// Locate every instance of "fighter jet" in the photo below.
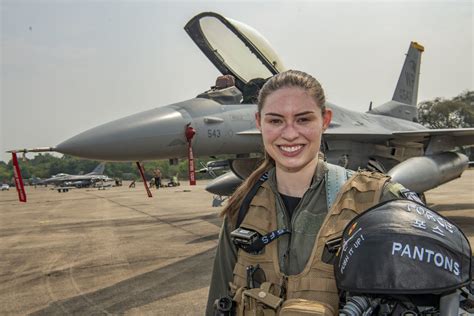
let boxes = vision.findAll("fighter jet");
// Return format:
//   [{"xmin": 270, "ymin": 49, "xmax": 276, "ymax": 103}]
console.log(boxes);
[
  {"xmin": 9, "ymin": 12, "xmax": 474, "ymax": 200},
  {"xmin": 40, "ymin": 162, "xmax": 110, "ymax": 188},
  {"xmin": 198, "ymin": 160, "xmax": 230, "ymax": 178}
]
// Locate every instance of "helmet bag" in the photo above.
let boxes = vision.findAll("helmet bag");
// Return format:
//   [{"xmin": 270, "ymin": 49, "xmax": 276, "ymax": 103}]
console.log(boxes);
[{"xmin": 335, "ymin": 199, "xmax": 471, "ymax": 294}]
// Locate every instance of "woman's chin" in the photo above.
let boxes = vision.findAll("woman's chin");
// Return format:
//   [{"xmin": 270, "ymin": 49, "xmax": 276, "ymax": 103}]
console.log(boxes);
[
  {"xmin": 276, "ymin": 157, "xmax": 318, "ymax": 173},
  {"xmin": 277, "ymin": 161, "xmax": 306, "ymax": 173}
]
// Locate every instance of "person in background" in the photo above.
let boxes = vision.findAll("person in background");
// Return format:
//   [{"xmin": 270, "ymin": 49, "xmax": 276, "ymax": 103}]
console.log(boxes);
[{"xmin": 154, "ymin": 168, "xmax": 162, "ymax": 189}]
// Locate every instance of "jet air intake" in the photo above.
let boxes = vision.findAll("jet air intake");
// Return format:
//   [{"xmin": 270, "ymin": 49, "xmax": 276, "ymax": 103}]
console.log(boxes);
[{"xmin": 387, "ymin": 152, "xmax": 468, "ymax": 193}]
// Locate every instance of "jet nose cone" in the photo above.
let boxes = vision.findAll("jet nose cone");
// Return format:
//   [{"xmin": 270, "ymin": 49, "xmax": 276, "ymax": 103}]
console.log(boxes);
[{"xmin": 56, "ymin": 106, "xmax": 189, "ymax": 161}]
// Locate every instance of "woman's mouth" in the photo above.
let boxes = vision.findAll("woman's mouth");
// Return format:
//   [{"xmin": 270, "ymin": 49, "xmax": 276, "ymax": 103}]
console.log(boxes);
[{"xmin": 278, "ymin": 145, "xmax": 304, "ymax": 156}]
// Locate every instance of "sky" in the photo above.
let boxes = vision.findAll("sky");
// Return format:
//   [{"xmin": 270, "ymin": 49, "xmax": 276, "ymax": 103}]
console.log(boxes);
[{"xmin": 1, "ymin": 0, "xmax": 472, "ymax": 163}]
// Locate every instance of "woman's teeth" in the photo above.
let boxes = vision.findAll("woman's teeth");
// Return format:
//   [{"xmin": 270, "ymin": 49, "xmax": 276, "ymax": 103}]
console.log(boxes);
[{"xmin": 280, "ymin": 145, "xmax": 302, "ymax": 153}]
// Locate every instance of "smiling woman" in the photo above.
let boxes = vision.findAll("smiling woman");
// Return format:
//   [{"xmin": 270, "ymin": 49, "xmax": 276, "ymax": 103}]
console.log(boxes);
[{"xmin": 205, "ymin": 70, "xmax": 409, "ymax": 315}]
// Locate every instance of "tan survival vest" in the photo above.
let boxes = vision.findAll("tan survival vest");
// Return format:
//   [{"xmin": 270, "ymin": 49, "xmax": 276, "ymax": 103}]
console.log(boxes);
[{"xmin": 230, "ymin": 171, "xmax": 390, "ymax": 316}]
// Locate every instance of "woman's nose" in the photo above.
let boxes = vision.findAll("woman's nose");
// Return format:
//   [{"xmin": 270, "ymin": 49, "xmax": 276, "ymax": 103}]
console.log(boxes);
[{"xmin": 281, "ymin": 123, "xmax": 299, "ymax": 140}]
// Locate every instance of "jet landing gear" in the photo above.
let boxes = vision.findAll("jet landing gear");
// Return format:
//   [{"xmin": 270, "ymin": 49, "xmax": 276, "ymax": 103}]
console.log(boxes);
[{"xmin": 212, "ymin": 195, "xmax": 227, "ymax": 207}]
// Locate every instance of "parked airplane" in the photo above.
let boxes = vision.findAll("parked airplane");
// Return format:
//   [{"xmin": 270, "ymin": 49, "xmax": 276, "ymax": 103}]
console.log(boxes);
[
  {"xmin": 198, "ymin": 160, "xmax": 230, "ymax": 178},
  {"xmin": 40, "ymin": 162, "xmax": 111, "ymax": 188},
  {"xmin": 8, "ymin": 12, "xmax": 474, "ymax": 201}
]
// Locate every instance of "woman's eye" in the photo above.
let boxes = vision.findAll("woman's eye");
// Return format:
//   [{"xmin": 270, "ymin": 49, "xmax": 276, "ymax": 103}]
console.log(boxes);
[
  {"xmin": 297, "ymin": 117, "xmax": 311, "ymax": 123},
  {"xmin": 269, "ymin": 119, "xmax": 282, "ymax": 125}
]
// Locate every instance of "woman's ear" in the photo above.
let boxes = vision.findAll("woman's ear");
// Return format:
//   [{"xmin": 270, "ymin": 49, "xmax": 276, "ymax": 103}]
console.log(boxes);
[
  {"xmin": 322, "ymin": 109, "xmax": 332, "ymax": 131},
  {"xmin": 255, "ymin": 112, "xmax": 262, "ymax": 131}
]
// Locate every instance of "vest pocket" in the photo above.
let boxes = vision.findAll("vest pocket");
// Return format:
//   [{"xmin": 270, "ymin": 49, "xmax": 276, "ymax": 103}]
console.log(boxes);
[
  {"xmin": 233, "ymin": 252, "xmax": 274, "ymax": 287},
  {"xmin": 235, "ymin": 282, "xmax": 283, "ymax": 316},
  {"xmin": 279, "ymin": 299, "xmax": 335, "ymax": 316}
]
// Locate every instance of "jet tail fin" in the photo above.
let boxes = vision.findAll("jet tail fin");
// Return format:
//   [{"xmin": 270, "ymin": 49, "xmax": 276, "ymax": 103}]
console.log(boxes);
[
  {"xmin": 88, "ymin": 162, "xmax": 106, "ymax": 175},
  {"xmin": 393, "ymin": 41, "xmax": 424, "ymax": 105},
  {"xmin": 368, "ymin": 41, "xmax": 424, "ymax": 121}
]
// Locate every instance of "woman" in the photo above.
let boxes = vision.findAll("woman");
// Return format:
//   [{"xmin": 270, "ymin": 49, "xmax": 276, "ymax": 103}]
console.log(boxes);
[{"xmin": 206, "ymin": 70, "xmax": 403, "ymax": 315}]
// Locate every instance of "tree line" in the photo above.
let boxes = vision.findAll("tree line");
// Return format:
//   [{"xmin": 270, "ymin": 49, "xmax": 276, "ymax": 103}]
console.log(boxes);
[
  {"xmin": 1, "ymin": 90, "xmax": 472, "ymax": 185},
  {"xmin": 417, "ymin": 90, "xmax": 473, "ymax": 128},
  {"xmin": 0, "ymin": 154, "xmax": 229, "ymax": 185}
]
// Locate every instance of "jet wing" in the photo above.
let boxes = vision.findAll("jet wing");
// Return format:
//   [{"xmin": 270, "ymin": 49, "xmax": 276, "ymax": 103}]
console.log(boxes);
[
  {"xmin": 393, "ymin": 128, "xmax": 474, "ymax": 154},
  {"xmin": 236, "ymin": 125, "xmax": 474, "ymax": 153},
  {"xmin": 324, "ymin": 127, "xmax": 397, "ymax": 142},
  {"xmin": 184, "ymin": 12, "xmax": 286, "ymax": 90},
  {"xmin": 325, "ymin": 127, "xmax": 474, "ymax": 153},
  {"xmin": 392, "ymin": 128, "xmax": 474, "ymax": 138}
]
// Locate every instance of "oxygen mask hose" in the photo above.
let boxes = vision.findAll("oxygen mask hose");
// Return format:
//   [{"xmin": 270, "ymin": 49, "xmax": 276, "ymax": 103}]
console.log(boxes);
[
  {"xmin": 339, "ymin": 296, "xmax": 371, "ymax": 316},
  {"xmin": 214, "ymin": 296, "xmax": 234, "ymax": 316}
]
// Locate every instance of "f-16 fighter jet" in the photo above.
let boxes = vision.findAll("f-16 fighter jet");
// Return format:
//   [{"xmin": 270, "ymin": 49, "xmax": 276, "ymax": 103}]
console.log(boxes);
[{"xmin": 9, "ymin": 12, "xmax": 474, "ymax": 202}]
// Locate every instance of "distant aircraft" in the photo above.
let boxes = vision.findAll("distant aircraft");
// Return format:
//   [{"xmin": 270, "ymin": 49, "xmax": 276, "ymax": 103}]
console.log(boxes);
[
  {"xmin": 8, "ymin": 12, "xmax": 474, "ymax": 201},
  {"xmin": 198, "ymin": 160, "xmax": 230, "ymax": 178},
  {"xmin": 39, "ymin": 162, "xmax": 111, "ymax": 188}
]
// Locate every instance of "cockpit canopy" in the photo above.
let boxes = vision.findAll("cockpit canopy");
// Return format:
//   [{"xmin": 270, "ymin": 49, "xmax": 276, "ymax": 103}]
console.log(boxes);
[
  {"xmin": 53, "ymin": 173, "xmax": 68, "ymax": 178},
  {"xmin": 185, "ymin": 12, "xmax": 286, "ymax": 91}
]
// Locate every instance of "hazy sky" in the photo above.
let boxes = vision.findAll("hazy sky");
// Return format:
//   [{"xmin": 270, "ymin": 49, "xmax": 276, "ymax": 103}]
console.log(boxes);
[{"xmin": 1, "ymin": 0, "xmax": 472, "ymax": 162}]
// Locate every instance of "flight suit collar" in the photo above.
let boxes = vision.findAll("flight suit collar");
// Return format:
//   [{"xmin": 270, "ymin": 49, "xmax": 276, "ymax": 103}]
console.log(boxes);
[{"xmin": 265, "ymin": 158, "xmax": 327, "ymax": 194}]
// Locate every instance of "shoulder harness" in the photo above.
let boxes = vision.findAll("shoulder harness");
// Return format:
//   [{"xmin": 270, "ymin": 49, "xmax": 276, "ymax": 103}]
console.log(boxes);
[{"xmin": 233, "ymin": 163, "xmax": 353, "ymax": 253}]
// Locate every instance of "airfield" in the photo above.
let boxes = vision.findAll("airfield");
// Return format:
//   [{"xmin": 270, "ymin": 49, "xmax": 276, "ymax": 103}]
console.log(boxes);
[{"xmin": 0, "ymin": 170, "xmax": 473, "ymax": 315}]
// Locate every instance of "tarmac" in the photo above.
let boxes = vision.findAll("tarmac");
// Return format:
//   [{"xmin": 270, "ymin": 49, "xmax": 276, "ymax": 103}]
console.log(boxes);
[{"xmin": 0, "ymin": 169, "xmax": 473, "ymax": 315}]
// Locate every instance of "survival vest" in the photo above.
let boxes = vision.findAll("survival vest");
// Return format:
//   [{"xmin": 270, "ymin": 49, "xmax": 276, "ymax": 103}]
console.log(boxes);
[{"xmin": 230, "ymin": 166, "xmax": 390, "ymax": 316}]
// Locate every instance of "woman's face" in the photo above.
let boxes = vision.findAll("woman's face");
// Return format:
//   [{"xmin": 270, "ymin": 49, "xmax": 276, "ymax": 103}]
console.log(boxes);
[{"xmin": 256, "ymin": 87, "xmax": 332, "ymax": 173}]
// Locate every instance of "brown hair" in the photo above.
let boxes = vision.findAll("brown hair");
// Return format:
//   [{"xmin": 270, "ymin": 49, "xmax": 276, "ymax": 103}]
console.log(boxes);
[{"xmin": 222, "ymin": 70, "xmax": 326, "ymax": 224}]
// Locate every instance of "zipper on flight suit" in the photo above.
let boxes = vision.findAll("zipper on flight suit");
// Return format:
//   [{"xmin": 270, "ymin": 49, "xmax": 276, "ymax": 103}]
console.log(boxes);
[
  {"xmin": 278, "ymin": 193, "xmax": 292, "ymax": 275},
  {"xmin": 285, "ymin": 187, "xmax": 313, "ymax": 273}
]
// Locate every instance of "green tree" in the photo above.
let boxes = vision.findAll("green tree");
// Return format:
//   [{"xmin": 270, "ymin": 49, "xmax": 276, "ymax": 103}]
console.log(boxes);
[
  {"xmin": 0, "ymin": 161, "xmax": 10, "ymax": 183},
  {"xmin": 417, "ymin": 90, "xmax": 474, "ymax": 128}
]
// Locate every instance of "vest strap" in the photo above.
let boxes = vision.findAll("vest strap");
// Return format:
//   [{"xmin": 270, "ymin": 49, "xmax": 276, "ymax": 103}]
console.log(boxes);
[
  {"xmin": 325, "ymin": 163, "xmax": 353, "ymax": 210},
  {"xmin": 236, "ymin": 172, "xmax": 269, "ymax": 227},
  {"xmin": 239, "ymin": 228, "xmax": 290, "ymax": 254}
]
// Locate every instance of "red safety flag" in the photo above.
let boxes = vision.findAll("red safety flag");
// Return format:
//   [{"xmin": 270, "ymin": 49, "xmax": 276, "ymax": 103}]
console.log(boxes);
[
  {"xmin": 136, "ymin": 162, "xmax": 152, "ymax": 197},
  {"xmin": 185, "ymin": 124, "xmax": 196, "ymax": 185},
  {"xmin": 12, "ymin": 152, "xmax": 27, "ymax": 202}
]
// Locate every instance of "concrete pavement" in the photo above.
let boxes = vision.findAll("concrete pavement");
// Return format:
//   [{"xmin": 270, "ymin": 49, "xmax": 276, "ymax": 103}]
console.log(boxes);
[{"xmin": 0, "ymin": 170, "xmax": 472, "ymax": 315}]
